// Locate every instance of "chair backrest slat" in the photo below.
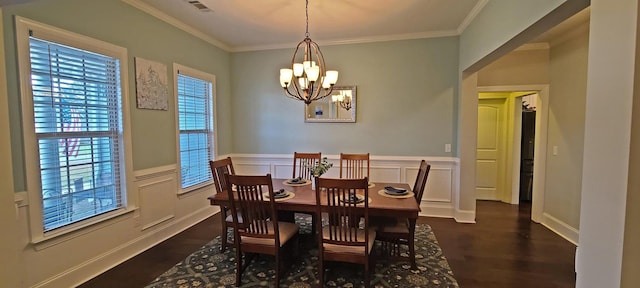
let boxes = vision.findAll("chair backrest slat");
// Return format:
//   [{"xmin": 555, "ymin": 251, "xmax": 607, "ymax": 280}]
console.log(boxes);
[
  {"xmin": 316, "ymin": 177, "xmax": 369, "ymax": 247},
  {"xmin": 339, "ymin": 153, "xmax": 370, "ymax": 179},
  {"xmin": 209, "ymin": 157, "xmax": 236, "ymax": 194},
  {"xmin": 225, "ymin": 174, "xmax": 279, "ymax": 243},
  {"xmin": 412, "ymin": 160, "xmax": 431, "ymax": 204},
  {"xmin": 293, "ymin": 152, "xmax": 322, "ymax": 180}
]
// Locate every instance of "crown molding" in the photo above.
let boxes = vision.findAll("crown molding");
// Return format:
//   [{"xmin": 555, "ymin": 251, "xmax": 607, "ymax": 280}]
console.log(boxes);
[
  {"xmin": 232, "ymin": 30, "xmax": 460, "ymax": 52},
  {"xmin": 123, "ymin": 0, "xmax": 479, "ymax": 53},
  {"xmin": 121, "ymin": 0, "xmax": 231, "ymax": 52},
  {"xmin": 457, "ymin": 0, "xmax": 489, "ymax": 34}
]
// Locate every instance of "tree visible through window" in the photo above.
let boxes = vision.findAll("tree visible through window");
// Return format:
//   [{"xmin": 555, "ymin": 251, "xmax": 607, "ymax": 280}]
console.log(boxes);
[
  {"xmin": 176, "ymin": 69, "xmax": 214, "ymax": 190},
  {"xmin": 29, "ymin": 36, "xmax": 124, "ymax": 232}
]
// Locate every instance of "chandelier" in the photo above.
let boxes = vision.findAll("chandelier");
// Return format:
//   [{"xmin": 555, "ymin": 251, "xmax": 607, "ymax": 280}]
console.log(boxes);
[
  {"xmin": 279, "ymin": 0, "xmax": 338, "ymax": 105},
  {"xmin": 332, "ymin": 90, "xmax": 352, "ymax": 110}
]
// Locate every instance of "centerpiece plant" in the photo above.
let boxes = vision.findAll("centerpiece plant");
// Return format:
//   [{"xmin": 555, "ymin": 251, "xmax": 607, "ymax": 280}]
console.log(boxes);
[{"xmin": 307, "ymin": 157, "xmax": 333, "ymax": 178}]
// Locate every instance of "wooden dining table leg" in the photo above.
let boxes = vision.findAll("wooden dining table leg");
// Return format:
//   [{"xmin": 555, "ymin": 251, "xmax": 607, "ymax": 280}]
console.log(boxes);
[{"xmin": 408, "ymin": 218, "xmax": 417, "ymax": 269}]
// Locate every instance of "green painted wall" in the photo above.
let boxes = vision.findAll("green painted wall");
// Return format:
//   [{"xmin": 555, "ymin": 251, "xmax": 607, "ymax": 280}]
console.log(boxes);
[
  {"xmin": 3, "ymin": 0, "xmax": 232, "ymax": 191},
  {"xmin": 230, "ymin": 38, "xmax": 459, "ymax": 156},
  {"xmin": 460, "ymin": 0, "xmax": 565, "ymax": 71},
  {"xmin": 546, "ymin": 20, "xmax": 589, "ymax": 229}
]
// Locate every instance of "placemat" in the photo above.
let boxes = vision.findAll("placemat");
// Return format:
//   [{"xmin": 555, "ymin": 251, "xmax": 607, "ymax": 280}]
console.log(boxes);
[{"xmin": 377, "ymin": 189, "xmax": 415, "ymax": 199}]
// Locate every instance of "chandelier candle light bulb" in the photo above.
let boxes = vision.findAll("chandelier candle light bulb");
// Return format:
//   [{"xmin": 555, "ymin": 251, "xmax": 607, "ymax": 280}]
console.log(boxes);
[{"xmin": 278, "ymin": 0, "xmax": 339, "ymax": 105}]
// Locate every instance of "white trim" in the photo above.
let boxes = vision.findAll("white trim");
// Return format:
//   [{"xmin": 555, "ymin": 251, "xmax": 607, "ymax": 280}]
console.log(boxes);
[
  {"xmin": 15, "ymin": 16, "xmax": 135, "ymax": 245},
  {"xmin": 14, "ymin": 191, "xmax": 28, "ymax": 208},
  {"xmin": 454, "ymin": 209, "xmax": 477, "ymax": 223},
  {"xmin": 121, "ymin": 0, "xmax": 483, "ymax": 53},
  {"xmin": 541, "ymin": 212, "xmax": 579, "ymax": 245},
  {"xmin": 173, "ymin": 63, "xmax": 217, "ymax": 193},
  {"xmin": 457, "ymin": 0, "xmax": 489, "ymax": 34},
  {"xmin": 233, "ymin": 30, "xmax": 460, "ymax": 52},
  {"xmin": 230, "ymin": 153, "xmax": 458, "ymax": 164},
  {"xmin": 133, "ymin": 164, "xmax": 177, "ymax": 180}
]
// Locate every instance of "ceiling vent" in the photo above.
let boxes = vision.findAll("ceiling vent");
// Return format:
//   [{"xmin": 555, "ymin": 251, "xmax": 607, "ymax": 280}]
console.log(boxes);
[{"xmin": 185, "ymin": 0, "xmax": 211, "ymax": 12}]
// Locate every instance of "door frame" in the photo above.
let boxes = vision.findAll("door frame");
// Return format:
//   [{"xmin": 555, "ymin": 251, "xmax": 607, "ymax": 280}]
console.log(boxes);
[{"xmin": 477, "ymin": 85, "xmax": 549, "ymax": 223}]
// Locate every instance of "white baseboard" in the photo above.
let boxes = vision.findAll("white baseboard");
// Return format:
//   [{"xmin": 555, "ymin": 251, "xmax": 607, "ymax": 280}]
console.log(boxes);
[
  {"xmin": 541, "ymin": 212, "xmax": 579, "ymax": 245},
  {"xmin": 45, "ymin": 206, "xmax": 218, "ymax": 288},
  {"xmin": 454, "ymin": 209, "xmax": 476, "ymax": 223},
  {"xmin": 420, "ymin": 202, "xmax": 455, "ymax": 218}
]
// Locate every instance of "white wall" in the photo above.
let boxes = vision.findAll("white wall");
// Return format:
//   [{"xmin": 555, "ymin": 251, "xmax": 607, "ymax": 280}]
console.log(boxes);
[
  {"xmin": 0, "ymin": 7, "xmax": 22, "ymax": 288},
  {"xmin": 621, "ymin": 4, "xmax": 640, "ymax": 284},
  {"xmin": 577, "ymin": 0, "xmax": 638, "ymax": 287}
]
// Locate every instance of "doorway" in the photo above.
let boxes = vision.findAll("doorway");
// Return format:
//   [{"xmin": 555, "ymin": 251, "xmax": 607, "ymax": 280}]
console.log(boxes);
[
  {"xmin": 519, "ymin": 94, "xmax": 536, "ymax": 203},
  {"xmin": 476, "ymin": 85, "xmax": 549, "ymax": 223}
]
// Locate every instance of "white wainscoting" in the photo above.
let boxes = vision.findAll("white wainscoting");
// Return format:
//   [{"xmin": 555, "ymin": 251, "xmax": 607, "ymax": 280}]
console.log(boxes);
[
  {"xmin": 226, "ymin": 154, "xmax": 460, "ymax": 219},
  {"xmin": 134, "ymin": 165, "xmax": 177, "ymax": 230}
]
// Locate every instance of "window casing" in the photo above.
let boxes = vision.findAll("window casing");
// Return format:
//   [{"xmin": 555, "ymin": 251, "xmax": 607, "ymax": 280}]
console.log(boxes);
[
  {"xmin": 16, "ymin": 17, "xmax": 132, "ymax": 241},
  {"xmin": 174, "ymin": 64, "xmax": 215, "ymax": 192}
]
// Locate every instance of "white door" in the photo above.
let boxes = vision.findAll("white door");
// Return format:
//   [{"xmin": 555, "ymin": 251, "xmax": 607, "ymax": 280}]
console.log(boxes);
[{"xmin": 476, "ymin": 98, "xmax": 507, "ymax": 200}]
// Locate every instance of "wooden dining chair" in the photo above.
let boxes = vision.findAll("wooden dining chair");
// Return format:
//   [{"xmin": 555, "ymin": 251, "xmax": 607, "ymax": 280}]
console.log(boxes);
[
  {"xmin": 209, "ymin": 157, "xmax": 237, "ymax": 252},
  {"xmin": 292, "ymin": 152, "xmax": 321, "ymax": 180},
  {"xmin": 375, "ymin": 160, "xmax": 431, "ymax": 267},
  {"xmin": 225, "ymin": 173, "xmax": 299, "ymax": 288},
  {"xmin": 339, "ymin": 153, "xmax": 370, "ymax": 179},
  {"xmin": 315, "ymin": 177, "xmax": 376, "ymax": 288},
  {"xmin": 292, "ymin": 152, "xmax": 321, "ymax": 234}
]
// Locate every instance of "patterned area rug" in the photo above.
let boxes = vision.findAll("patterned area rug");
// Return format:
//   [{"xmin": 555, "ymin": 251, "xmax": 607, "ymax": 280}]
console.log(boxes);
[{"xmin": 146, "ymin": 215, "xmax": 459, "ymax": 288}]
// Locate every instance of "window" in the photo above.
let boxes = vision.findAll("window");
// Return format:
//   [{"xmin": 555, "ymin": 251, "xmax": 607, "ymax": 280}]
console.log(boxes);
[
  {"xmin": 175, "ymin": 65, "xmax": 215, "ymax": 191},
  {"xmin": 16, "ymin": 17, "xmax": 131, "ymax": 239}
]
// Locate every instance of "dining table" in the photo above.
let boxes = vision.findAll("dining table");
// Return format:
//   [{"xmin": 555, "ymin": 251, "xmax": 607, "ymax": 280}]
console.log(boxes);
[{"xmin": 208, "ymin": 178, "xmax": 420, "ymax": 268}]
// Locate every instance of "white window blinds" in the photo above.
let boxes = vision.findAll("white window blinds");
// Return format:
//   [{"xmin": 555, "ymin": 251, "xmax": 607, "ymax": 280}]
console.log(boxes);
[
  {"xmin": 29, "ymin": 36, "xmax": 124, "ymax": 232},
  {"xmin": 177, "ymin": 72, "xmax": 214, "ymax": 189}
]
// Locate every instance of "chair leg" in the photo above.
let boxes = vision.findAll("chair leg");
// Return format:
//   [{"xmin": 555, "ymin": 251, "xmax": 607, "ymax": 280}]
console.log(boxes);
[
  {"xmin": 274, "ymin": 252, "xmax": 281, "ymax": 288},
  {"xmin": 364, "ymin": 261, "xmax": 370, "ymax": 288},
  {"xmin": 235, "ymin": 248, "xmax": 242, "ymax": 287},
  {"xmin": 318, "ymin": 259, "xmax": 324, "ymax": 288},
  {"xmin": 408, "ymin": 219, "xmax": 417, "ymax": 269},
  {"xmin": 220, "ymin": 209, "xmax": 228, "ymax": 252}
]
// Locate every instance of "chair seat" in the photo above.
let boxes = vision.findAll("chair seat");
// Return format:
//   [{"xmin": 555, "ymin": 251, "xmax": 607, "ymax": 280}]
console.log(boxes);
[
  {"xmin": 225, "ymin": 212, "xmax": 243, "ymax": 224},
  {"xmin": 241, "ymin": 221, "xmax": 299, "ymax": 247},
  {"xmin": 322, "ymin": 226, "xmax": 377, "ymax": 255},
  {"xmin": 376, "ymin": 218, "xmax": 409, "ymax": 234}
]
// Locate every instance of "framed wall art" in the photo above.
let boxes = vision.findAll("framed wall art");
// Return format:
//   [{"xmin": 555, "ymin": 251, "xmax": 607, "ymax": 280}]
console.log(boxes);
[{"xmin": 135, "ymin": 57, "xmax": 168, "ymax": 110}]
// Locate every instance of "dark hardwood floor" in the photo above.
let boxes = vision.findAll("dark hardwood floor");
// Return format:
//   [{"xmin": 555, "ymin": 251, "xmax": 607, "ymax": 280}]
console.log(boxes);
[{"xmin": 78, "ymin": 200, "xmax": 576, "ymax": 288}]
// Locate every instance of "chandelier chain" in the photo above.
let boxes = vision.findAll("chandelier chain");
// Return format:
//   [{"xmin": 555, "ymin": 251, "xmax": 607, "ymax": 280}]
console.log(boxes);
[{"xmin": 305, "ymin": 0, "xmax": 310, "ymax": 38}]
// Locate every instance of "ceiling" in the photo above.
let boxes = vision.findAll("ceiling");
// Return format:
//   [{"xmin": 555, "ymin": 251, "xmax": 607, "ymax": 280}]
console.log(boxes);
[
  {"xmin": 0, "ymin": 0, "xmax": 589, "ymax": 53},
  {"xmin": 129, "ymin": 0, "xmax": 486, "ymax": 52}
]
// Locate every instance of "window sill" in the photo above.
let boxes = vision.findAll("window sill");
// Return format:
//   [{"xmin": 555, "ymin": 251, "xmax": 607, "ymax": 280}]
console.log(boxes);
[
  {"xmin": 32, "ymin": 206, "xmax": 138, "ymax": 251},
  {"xmin": 178, "ymin": 181, "xmax": 213, "ymax": 195}
]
